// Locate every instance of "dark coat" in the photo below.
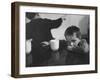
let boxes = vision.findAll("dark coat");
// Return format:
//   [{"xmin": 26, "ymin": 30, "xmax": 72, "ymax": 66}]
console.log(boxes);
[{"xmin": 26, "ymin": 18, "xmax": 62, "ymax": 66}]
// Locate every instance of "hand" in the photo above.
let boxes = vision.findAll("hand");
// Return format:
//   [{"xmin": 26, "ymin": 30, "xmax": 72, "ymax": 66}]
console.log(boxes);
[
  {"xmin": 66, "ymin": 37, "xmax": 81, "ymax": 51},
  {"xmin": 67, "ymin": 45, "xmax": 74, "ymax": 51},
  {"xmin": 41, "ymin": 41, "xmax": 49, "ymax": 47},
  {"xmin": 78, "ymin": 39, "xmax": 89, "ymax": 53},
  {"xmin": 61, "ymin": 15, "xmax": 67, "ymax": 21},
  {"xmin": 26, "ymin": 39, "xmax": 32, "ymax": 54}
]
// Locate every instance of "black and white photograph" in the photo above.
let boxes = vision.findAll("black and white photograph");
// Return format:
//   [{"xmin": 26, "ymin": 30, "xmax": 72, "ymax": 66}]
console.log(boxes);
[
  {"xmin": 11, "ymin": 2, "xmax": 97, "ymax": 78},
  {"xmin": 26, "ymin": 12, "xmax": 90, "ymax": 67}
]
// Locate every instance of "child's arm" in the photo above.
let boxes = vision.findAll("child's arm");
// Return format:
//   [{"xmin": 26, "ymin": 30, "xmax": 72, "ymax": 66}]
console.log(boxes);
[
  {"xmin": 78, "ymin": 39, "xmax": 89, "ymax": 53},
  {"xmin": 67, "ymin": 39, "xmax": 89, "ymax": 54}
]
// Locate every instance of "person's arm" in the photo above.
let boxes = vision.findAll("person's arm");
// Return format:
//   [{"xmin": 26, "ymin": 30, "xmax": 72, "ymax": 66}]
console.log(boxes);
[
  {"xmin": 78, "ymin": 39, "xmax": 89, "ymax": 53},
  {"xmin": 67, "ymin": 39, "xmax": 89, "ymax": 54},
  {"xmin": 45, "ymin": 16, "xmax": 66, "ymax": 29},
  {"xmin": 43, "ymin": 18, "xmax": 62, "ymax": 29}
]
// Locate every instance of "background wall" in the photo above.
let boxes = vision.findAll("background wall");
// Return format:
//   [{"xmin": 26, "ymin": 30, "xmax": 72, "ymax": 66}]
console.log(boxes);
[
  {"xmin": 0, "ymin": 0, "xmax": 99, "ymax": 80},
  {"xmin": 50, "ymin": 14, "xmax": 89, "ymax": 39}
]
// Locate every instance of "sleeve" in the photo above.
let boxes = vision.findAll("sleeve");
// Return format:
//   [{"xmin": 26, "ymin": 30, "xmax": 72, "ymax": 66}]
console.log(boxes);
[
  {"xmin": 44, "ymin": 18, "xmax": 63, "ymax": 29},
  {"xmin": 26, "ymin": 23, "xmax": 32, "ymax": 39}
]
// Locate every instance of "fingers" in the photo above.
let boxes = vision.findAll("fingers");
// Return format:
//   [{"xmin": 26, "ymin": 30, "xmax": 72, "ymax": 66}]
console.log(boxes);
[
  {"xmin": 61, "ymin": 15, "xmax": 67, "ymax": 21},
  {"xmin": 78, "ymin": 39, "xmax": 89, "ymax": 53},
  {"xmin": 41, "ymin": 41, "xmax": 49, "ymax": 47}
]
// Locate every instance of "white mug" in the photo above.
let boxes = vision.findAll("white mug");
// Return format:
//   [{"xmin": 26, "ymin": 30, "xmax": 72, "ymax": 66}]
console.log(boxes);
[{"xmin": 50, "ymin": 39, "xmax": 59, "ymax": 51}]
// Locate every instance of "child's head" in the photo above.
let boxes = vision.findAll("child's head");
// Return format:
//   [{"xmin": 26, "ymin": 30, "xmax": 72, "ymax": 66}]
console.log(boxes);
[{"xmin": 64, "ymin": 25, "xmax": 81, "ymax": 47}]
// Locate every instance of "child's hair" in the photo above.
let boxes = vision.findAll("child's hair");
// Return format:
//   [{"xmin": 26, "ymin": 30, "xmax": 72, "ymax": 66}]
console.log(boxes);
[{"xmin": 64, "ymin": 25, "xmax": 81, "ymax": 39}]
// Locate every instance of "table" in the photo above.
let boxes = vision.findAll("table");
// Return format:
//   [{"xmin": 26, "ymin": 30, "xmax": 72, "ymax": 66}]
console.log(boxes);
[{"xmin": 47, "ymin": 50, "xmax": 69, "ymax": 66}]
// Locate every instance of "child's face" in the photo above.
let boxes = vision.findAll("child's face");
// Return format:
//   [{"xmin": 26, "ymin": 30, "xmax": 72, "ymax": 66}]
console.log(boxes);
[{"xmin": 65, "ymin": 33, "xmax": 80, "ymax": 47}]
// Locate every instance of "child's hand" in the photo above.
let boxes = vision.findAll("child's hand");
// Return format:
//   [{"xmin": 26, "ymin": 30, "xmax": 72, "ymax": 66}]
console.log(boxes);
[
  {"xmin": 66, "ymin": 41, "xmax": 75, "ymax": 51},
  {"xmin": 66, "ymin": 37, "xmax": 81, "ymax": 51},
  {"xmin": 78, "ymin": 39, "xmax": 89, "ymax": 53}
]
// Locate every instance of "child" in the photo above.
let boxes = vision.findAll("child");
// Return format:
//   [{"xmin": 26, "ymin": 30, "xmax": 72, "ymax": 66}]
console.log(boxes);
[
  {"xmin": 64, "ymin": 25, "xmax": 89, "ymax": 53},
  {"xmin": 63, "ymin": 25, "xmax": 89, "ymax": 65},
  {"xmin": 47, "ymin": 25, "xmax": 89, "ymax": 65}
]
